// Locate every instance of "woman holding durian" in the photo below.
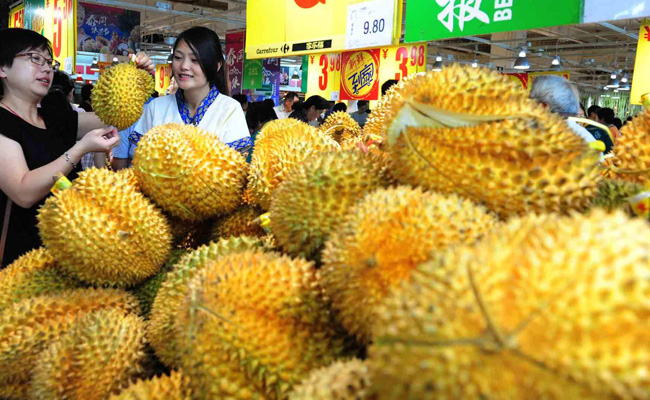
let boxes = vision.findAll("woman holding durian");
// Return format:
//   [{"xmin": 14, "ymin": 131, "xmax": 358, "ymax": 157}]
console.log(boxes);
[{"xmin": 0, "ymin": 28, "xmax": 154, "ymax": 266}]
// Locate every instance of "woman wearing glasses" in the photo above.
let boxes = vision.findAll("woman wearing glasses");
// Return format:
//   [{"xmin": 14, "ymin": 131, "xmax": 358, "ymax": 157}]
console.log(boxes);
[{"xmin": 0, "ymin": 28, "xmax": 153, "ymax": 266}]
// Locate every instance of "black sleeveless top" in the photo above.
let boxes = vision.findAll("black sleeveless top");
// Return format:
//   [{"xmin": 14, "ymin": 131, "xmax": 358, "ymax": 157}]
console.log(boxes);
[{"xmin": 0, "ymin": 107, "xmax": 80, "ymax": 267}]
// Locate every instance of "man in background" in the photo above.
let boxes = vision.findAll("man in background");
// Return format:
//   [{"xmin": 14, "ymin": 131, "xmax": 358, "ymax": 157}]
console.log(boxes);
[
  {"xmin": 351, "ymin": 100, "xmax": 369, "ymax": 128},
  {"xmin": 274, "ymin": 92, "xmax": 299, "ymax": 119}
]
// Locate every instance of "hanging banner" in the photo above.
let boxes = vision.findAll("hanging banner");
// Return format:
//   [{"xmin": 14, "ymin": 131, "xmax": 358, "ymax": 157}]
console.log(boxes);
[
  {"xmin": 340, "ymin": 48, "xmax": 381, "ymax": 100},
  {"xmin": 404, "ymin": 0, "xmax": 580, "ymax": 43},
  {"xmin": 242, "ymin": 59, "xmax": 264, "ymax": 90},
  {"xmin": 529, "ymin": 70, "xmax": 570, "ymax": 88},
  {"xmin": 23, "ymin": 0, "xmax": 76, "ymax": 74},
  {"xmin": 246, "ymin": 0, "xmax": 402, "ymax": 59},
  {"xmin": 226, "ymin": 30, "xmax": 245, "ymax": 95},
  {"xmin": 503, "ymin": 72, "xmax": 529, "ymax": 90},
  {"xmin": 301, "ymin": 55, "xmax": 309, "ymax": 93},
  {"xmin": 631, "ymin": 20, "xmax": 650, "ymax": 105},
  {"xmin": 9, "ymin": 3, "xmax": 25, "ymax": 28},
  {"xmin": 378, "ymin": 43, "xmax": 427, "ymax": 86},
  {"xmin": 155, "ymin": 64, "xmax": 172, "ymax": 95},
  {"xmin": 306, "ymin": 52, "xmax": 342, "ymax": 101},
  {"xmin": 77, "ymin": 3, "xmax": 140, "ymax": 56},
  {"xmin": 263, "ymin": 58, "xmax": 282, "ymax": 106}
]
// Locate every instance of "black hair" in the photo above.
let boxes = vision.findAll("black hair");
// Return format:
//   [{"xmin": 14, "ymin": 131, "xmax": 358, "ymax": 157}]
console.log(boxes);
[
  {"xmin": 232, "ymin": 94, "xmax": 248, "ymax": 106},
  {"xmin": 151, "ymin": 91, "xmax": 159, "ymax": 98},
  {"xmin": 0, "ymin": 28, "xmax": 53, "ymax": 99},
  {"xmin": 41, "ymin": 87, "xmax": 72, "ymax": 112},
  {"xmin": 357, "ymin": 100, "xmax": 369, "ymax": 109},
  {"xmin": 598, "ymin": 107, "xmax": 616, "ymax": 125},
  {"xmin": 81, "ymin": 83, "xmax": 93, "ymax": 101},
  {"xmin": 264, "ymin": 98, "xmax": 276, "ymax": 109},
  {"xmin": 284, "ymin": 92, "xmax": 299, "ymax": 102},
  {"xmin": 303, "ymin": 95, "xmax": 329, "ymax": 110},
  {"xmin": 332, "ymin": 102, "xmax": 347, "ymax": 112},
  {"xmin": 613, "ymin": 117, "xmax": 623, "ymax": 130},
  {"xmin": 246, "ymin": 101, "xmax": 261, "ymax": 132},
  {"xmin": 381, "ymin": 79, "xmax": 398, "ymax": 96},
  {"xmin": 587, "ymin": 105, "xmax": 601, "ymax": 116},
  {"xmin": 51, "ymin": 70, "xmax": 74, "ymax": 96},
  {"xmin": 173, "ymin": 27, "xmax": 228, "ymax": 95}
]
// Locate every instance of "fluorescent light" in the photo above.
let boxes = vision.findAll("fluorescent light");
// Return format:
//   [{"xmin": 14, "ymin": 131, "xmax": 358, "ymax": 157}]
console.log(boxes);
[{"xmin": 471, "ymin": 60, "xmax": 478, "ymax": 68}]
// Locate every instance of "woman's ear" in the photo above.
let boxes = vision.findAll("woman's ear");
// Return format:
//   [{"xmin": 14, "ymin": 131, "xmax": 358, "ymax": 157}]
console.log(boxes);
[{"xmin": 0, "ymin": 65, "xmax": 8, "ymax": 79}]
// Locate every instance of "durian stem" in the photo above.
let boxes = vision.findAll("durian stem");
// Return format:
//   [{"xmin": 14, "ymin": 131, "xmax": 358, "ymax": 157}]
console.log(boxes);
[
  {"xmin": 467, "ymin": 262, "xmax": 507, "ymax": 348},
  {"xmin": 373, "ymin": 336, "xmax": 484, "ymax": 348},
  {"xmin": 609, "ymin": 165, "xmax": 650, "ymax": 175}
]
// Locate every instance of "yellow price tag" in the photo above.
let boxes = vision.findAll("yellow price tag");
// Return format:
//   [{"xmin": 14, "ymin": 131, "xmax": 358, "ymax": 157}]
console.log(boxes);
[{"xmin": 51, "ymin": 173, "xmax": 72, "ymax": 195}]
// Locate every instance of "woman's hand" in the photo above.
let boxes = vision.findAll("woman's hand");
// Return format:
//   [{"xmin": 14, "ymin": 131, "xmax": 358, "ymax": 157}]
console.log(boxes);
[
  {"xmin": 78, "ymin": 127, "xmax": 120, "ymax": 153},
  {"xmin": 135, "ymin": 51, "xmax": 154, "ymax": 73}
]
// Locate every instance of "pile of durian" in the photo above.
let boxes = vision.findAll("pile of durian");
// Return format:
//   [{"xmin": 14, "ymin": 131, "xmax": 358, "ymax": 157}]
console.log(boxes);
[{"xmin": 3, "ymin": 65, "xmax": 650, "ymax": 400}]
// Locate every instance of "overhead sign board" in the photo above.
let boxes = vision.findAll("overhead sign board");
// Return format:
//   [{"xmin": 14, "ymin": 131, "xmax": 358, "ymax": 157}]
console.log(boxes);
[
  {"xmin": 631, "ymin": 19, "xmax": 650, "ymax": 105},
  {"xmin": 9, "ymin": 2, "xmax": 25, "ymax": 28},
  {"xmin": 24, "ymin": 0, "xmax": 76, "ymax": 74},
  {"xmin": 246, "ymin": 0, "xmax": 402, "ymax": 59}
]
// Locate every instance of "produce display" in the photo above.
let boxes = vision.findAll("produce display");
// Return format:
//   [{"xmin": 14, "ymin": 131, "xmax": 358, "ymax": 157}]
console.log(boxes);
[{"xmin": 2, "ymin": 66, "xmax": 650, "ymax": 400}]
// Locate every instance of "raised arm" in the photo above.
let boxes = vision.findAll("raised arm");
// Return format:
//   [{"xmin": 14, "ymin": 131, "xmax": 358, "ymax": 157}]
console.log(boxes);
[{"xmin": 0, "ymin": 127, "xmax": 119, "ymax": 208}]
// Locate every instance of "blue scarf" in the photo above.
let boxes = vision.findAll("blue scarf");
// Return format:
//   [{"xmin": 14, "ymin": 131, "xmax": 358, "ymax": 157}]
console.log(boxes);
[{"xmin": 176, "ymin": 85, "xmax": 219, "ymax": 126}]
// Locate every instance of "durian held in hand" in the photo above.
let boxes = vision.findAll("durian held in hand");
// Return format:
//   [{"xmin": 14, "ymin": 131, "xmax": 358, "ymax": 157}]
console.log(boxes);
[{"xmin": 91, "ymin": 53, "xmax": 155, "ymax": 130}]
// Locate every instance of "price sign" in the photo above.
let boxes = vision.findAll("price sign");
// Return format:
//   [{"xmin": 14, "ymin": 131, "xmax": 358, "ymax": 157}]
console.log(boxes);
[
  {"xmin": 377, "ymin": 44, "xmax": 427, "ymax": 93},
  {"xmin": 345, "ymin": 0, "xmax": 396, "ymax": 50},
  {"xmin": 306, "ymin": 52, "xmax": 342, "ymax": 101},
  {"xmin": 24, "ymin": 0, "xmax": 76, "ymax": 74},
  {"xmin": 9, "ymin": 3, "xmax": 25, "ymax": 28},
  {"xmin": 340, "ymin": 49, "xmax": 381, "ymax": 100},
  {"xmin": 155, "ymin": 64, "xmax": 172, "ymax": 95}
]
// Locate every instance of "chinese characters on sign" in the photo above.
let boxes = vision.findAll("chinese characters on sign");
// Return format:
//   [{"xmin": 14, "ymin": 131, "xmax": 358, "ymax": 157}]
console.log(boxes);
[
  {"xmin": 226, "ymin": 31, "xmax": 246, "ymax": 95},
  {"xmin": 77, "ymin": 2, "xmax": 141, "ymax": 56},
  {"xmin": 340, "ymin": 49, "xmax": 380, "ymax": 101},
  {"xmin": 436, "ymin": 0, "xmax": 490, "ymax": 33}
]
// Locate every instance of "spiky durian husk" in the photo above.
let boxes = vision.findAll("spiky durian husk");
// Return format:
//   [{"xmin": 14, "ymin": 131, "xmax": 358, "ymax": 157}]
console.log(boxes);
[
  {"xmin": 210, "ymin": 205, "xmax": 266, "ymax": 241},
  {"xmin": 0, "ymin": 247, "xmax": 80, "ymax": 313},
  {"xmin": 320, "ymin": 111, "xmax": 363, "ymax": 145},
  {"xmin": 270, "ymin": 150, "xmax": 391, "ymax": 260},
  {"xmin": 0, "ymin": 378, "xmax": 30, "ymax": 400},
  {"xmin": 131, "ymin": 249, "xmax": 188, "ymax": 319},
  {"xmin": 369, "ymin": 210, "xmax": 650, "ymax": 400},
  {"xmin": 322, "ymin": 186, "xmax": 497, "ymax": 343},
  {"xmin": 29, "ymin": 309, "xmax": 147, "ymax": 400},
  {"xmin": 133, "ymin": 123, "xmax": 248, "ymax": 220},
  {"xmin": 109, "ymin": 370, "xmax": 190, "ymax": 400},
  {"xmin": 91, "ymin": 63, "xmax": 154, "ymax": 130},
  {"xmin": 0, "ymin": 288, "xmax": 139, "ymax": 385},
  {"xmin": 388, "ymin": 117, "xmax": 602, "ymax": 218},
  {"xmin": 289, "ymin": 359, "xmax": 371, "ymax": 400},
  {"xmin": 177, "ymin": 251, "xmax": 343, "ymax": 400},
  {"xmin": 591, "ymin": 179, "xmax": 645, "ymax": 212},
  {"xmin": 38, "ymin": 168, "xmax": 171, "ymax": 287},
  {"xmin": 116, "ymin": 168, "xmax": 140, "ymax": 191},
  {"xmin": 247, "ymin": 119, "xmax": 340, "ymax": 210},
  {"xmin": 611, "ymin": 108, "xmax": 650, "ymax": 185},
  {"xmin": 147, "ymin": 236, "xmax": 272, "ymax": 367}
]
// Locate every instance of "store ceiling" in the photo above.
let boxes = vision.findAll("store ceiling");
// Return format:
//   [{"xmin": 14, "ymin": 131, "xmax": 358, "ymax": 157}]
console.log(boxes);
[{"xmin": 83, "ymin": 0, "xmax": 642, "ymax": 91}]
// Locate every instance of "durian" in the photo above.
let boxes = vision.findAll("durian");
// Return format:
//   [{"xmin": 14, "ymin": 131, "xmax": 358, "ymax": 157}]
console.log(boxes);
[
  {"xmin": 591, "ymin": 179, "xmax": 644, "ymax": 212},
  {"xmin": 116, "ymin": 167, "xmax": 140, "ymax": 191},
  {"xmin": 320, "ymin": 111, "xmax": 363, "ymax": 145},
  {"xmin": 381, "ymin": 67, "xmax": 602, "ymax": 217},
  {"xmin": 92, "ymin": 63, "xmax": 154, "ymax": 130},
  {"xmin": 289, "ymin": 359, "xmax": 371, "ymax": 400},
  {"xmin": 109, "ymin": 370, "xmax": 190, "ymax": 400},
  {"xmin": 133, "ymin": 123, "xmax": 248, "ymax": 220},
  {"xmin": 270, "ymin": 150, "xmax": 390, "ymax": 260},
  {"xmin": 177, "ymin": 251, "xmax": 343, "ymax": 400},
  {"xmin": 0, "ymin": 288, "xmax": 140, "ymax": 384},
  {"xmin": 247, "ymin": 119, "xmax": 339, "ymax": 209},
  {"xmin": 369, "ymin": 210, "xmax": 650, "ymax": 400},
  {"xmin": 0, "ymin": 247, "xmax": 80, "ymax": 313},
  {"xmin": 0, "ymin": 378, "xmax": 30, "ymax": 400},
  {"xmin": 147, "ymin": 235, "xmax": 272, "ymax": 366},
  {"xmin": 610, "ymin": 108, "xmax": 650, "ymax": 185},
  {"xmin": 167, "ymin": 214, "xmax": 213, "ymax": 250},
  {"xmin": 29, "ymin": 309, "xmax": 147, "ymax": 400},
  {"xmin": 131, "ymin": 249, "xmax": 187, "ymax": 318},
  {"xmin": 210, "ymin": 205, "xmax": 266, "ymax": 241},
  {"xmin": 38, "ymin": 168, "xmax": 171, "ymax": 287},
  {"xmin": 322, "ymin": 186, "xmax": 497, "ymax": 343}
]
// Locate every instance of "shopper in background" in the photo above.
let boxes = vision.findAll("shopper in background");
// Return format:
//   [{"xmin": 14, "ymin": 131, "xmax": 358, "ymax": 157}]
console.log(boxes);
[
  {"xmin": 597, "ymin": 107, "xmax": 621, "ymax": 140},
  {"xmin": 288, "ymin": 95, "xmax": 329, "ymax": 126},
  {"xmin": 42, "ymin": 70, "xmax": 85, "ymax": 112},
  {"xmin": 133, "ymin": 27, "xmax": 251, "ymax": 155},
  {"xmin": 613, "ymin": 117, "xmax": 623, "ymax": 130},
  {"xmin": 332, "ymin": 102, "xmax": 347, "ymax": 113},
  {"xmin": 0, "ymin": 28, "xmax": 153, "ymax": 266},
  {"xmin": 233, "ymin": 93, "xmax": 248, "ymax": 113},
  {"xmin": 381, "ymin": 79, "xmax": 398, "ymax": 96},
  {"xmin": 79, "ymin": 83, "xmax": 93, "ymax": 112},
  {"xmin": 274, "ymin": 92, "xmax": 299, "ymax": 119},
  {"xmin": 245, "ymin": 100, "xmax": 278, "ymax": 163},
  {"xmin": 351, "ymin": 100, "xmax": 369, "ymax": 128},
  {"xmin": 529, "ymin": 75, "xmax": 596, "ymax": 145},
  {"xmin": 587, "ymin": 105, "xmax": 601, "ymax": 121}
]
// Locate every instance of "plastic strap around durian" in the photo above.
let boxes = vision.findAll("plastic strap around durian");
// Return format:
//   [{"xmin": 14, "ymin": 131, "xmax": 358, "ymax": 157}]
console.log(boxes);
[
  {"xmin": 387, "ymin": 99, "xmax": 519, "ymax": 146},
  {"xmin": 567, "ymin": 117, "xmax": 614, "ymax": 142}
]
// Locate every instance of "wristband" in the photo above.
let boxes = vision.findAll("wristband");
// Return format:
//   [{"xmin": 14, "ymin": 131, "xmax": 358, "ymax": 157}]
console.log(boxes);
[{"xmin": 64, "ymin": 152, "xmax": 77, "ymax": 169}]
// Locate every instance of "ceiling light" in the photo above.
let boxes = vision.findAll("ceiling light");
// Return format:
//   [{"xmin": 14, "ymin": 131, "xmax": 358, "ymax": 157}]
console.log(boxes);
[
  {"xmin": 432, "ymin": 54, "xmax": 443, "ymax": 72},
  {"xmin": 513, "ymin": 50, "xmax": 530, "ymax": 70},
  {"xmin": 606, "ymin": 73, "xmax": 619, "ymax": 89},
  {"xmin": 471, "ymin": 60, "xmax": 478, "ymax": 68},
  {"xmin": 90, "ymin": 57, "xmax": 99, "ymax": 72},
  {"xmin": 550, "ymin": 55, "xmax": 561, "ymax": 70},
  {"xmin": 621, "ymin": 74, "xmax": 628, "ymax": 83},
  {"xmin": 111, "ymin": 57, "xmax": 119, "ymax": 66}
]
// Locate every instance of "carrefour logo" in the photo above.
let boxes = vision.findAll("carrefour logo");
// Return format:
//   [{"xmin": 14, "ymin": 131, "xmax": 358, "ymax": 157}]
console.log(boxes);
[{"xmin": 294, "ymin": 0, "xmax": 326, "ymax": 9}]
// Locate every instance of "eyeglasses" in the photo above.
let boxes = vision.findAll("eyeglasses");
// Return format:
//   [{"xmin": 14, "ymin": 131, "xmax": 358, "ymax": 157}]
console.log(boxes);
[{"xmin": 15, "ymin": 52, "xmax": 60, "ymax": 70}]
